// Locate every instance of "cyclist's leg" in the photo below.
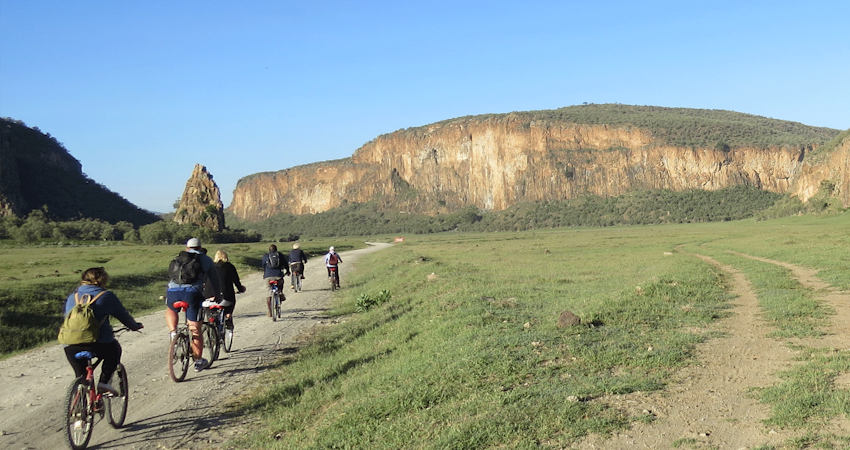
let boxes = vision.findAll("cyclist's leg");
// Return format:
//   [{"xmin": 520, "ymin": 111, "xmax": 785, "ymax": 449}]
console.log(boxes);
[
  {"xmin": 63, "ymin": 344, "xmax": 89, "ymax": 379},
  {"xmin": 224, "ymin": 302, "xmax": 235, "ymax": 329},
  {"xmin": 96, "ymin": 341, "xmax": 122, "ymax": 384},
  {"xmin": 186, "ymin": 292, "xmax": 204, "ymax": 359}
]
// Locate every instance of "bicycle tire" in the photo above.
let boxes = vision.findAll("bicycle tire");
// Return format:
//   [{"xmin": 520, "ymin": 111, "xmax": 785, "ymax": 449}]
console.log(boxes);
[
  {"xmin": 64, "ymin": 376, "xmax": 93, "ymax": 450},
  {"xmin": 276, "ymin": 293, "xmax": 282, "ymax": 319},
  {"xmin": 168, "ymin": 333, "xmax": 190, "ymax": 382},
  {"xmin": 106, "ymin": 363, "xmax": 129, "ymax": 428},
  {"xmin": 271, "ymin": 291, "xmax": 278, "ymax": 322},
  {"xmin": 223, "ymin": 327, "xmax": 233, "ymax": 352},
  {"xmin": 295, "ymin": 274, "xmax": 302, "ymax": 292},
  {"xmin": 203, "ymin": 323, "xmax": 219, "ymax": 365}
]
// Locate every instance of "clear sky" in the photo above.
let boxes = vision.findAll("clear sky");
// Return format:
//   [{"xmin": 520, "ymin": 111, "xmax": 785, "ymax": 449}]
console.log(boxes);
[{"xmin": 2, "ymin": 1, "xmax": 848, "ymax": 214}]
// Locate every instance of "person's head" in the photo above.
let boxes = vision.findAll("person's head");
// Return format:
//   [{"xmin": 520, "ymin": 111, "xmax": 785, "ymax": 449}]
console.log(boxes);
[
  {"xmin": 81, "ymin": 267, "xmax": 109, "ymax": 287},
  {"xmin": 269, "ymin": 244, "xmax": 278, "ymax": 253},
  {"xmin": 293, "ymin": 243, "xmax": 300, "ymax": 250},
  {"xmin": 186, "ymin": 237, "xmax": 201, "ymax": 250},
  {"xmin": 329, "ymin": 246, "xmax": 335, "ymax": 253},
  {"xmin": 214, "ymin": 249, "xmax": 228, "ymax": 263}
]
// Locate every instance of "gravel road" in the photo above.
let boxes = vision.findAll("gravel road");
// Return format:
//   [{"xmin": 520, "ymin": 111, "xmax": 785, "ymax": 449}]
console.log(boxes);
[{"xmin": 0, "ymin": 242, "xmax": 392, "ymax": 450}]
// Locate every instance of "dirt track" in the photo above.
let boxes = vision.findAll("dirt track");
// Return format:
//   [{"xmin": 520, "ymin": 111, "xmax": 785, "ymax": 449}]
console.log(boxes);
[
  {"xmin": 573, "ymin": 251, "xmax": 850, "ymax": 449},
  {"xmin": 0, "ymin": 242, "xmax": 392, "ymax": 450}
]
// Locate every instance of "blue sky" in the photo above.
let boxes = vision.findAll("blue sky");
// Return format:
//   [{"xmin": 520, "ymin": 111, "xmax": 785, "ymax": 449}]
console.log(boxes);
[{"xmin": 2, "ymin": 1, "xmax": 848, "ymax": 214}]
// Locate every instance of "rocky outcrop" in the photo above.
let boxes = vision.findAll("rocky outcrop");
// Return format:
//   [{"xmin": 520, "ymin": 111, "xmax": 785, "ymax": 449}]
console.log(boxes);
[
  {"xmin": 789, "ymin": 131, "xmax": 850, "ymax": 207},
  {"xmin": 173, "ymin": 164, "xmax": 225, "ymax": 231},
  {"xmin": 229, "ymin": 111, "xmax": 848, "ymax": 221}
]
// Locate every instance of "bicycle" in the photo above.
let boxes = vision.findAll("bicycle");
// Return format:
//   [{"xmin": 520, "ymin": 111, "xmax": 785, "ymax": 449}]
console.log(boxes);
[
  {"xmin": 289, "ymin": 262, "xmax": 304, "ymax": 292},
  {"xmin": 64, "ymin": 329, "xmax": 133, "ymax": 450},
  {"xmin": 168, "ymin": 300, "xmax": 217, "ymax": 382},
  {"xmin": 328, "ymin": 266, "xmax": 340, "ymax": 291},
  {"xmin": 268, "ymin": 279, "xmax": 283, "ymax": 321},
  {"xmin": 202, "ymin": 299, "xmax": 232, "ymax": 355}
]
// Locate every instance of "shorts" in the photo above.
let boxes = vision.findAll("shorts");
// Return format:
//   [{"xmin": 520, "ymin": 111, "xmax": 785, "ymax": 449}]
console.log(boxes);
[
  {"xmin": 265, "ymin": 277, "xmax": 284, "ymax": 292},
  {"xmin": 166, "ymin": 286, "xmax": 203, "ymax": 322}
]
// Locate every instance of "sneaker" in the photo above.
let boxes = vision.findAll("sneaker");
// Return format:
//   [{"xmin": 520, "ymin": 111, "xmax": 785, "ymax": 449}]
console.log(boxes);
[
  {"xmin": 169, "ymin": 331, "xmax": 177, "ymax": 341},
  {"xmin": 98, "ymin": 382, "xmax": 120, "ymax": 396},
  {"xmin": 290, "ymin": 285, "xmax": 295, "ymax": 289},
  {"xmin": 301, "ymin": 275, "xmax": 305, "ymax": 279},
  {"xmin": 194, "ymin": 358, "xmax": 209, "ymax": 372}
]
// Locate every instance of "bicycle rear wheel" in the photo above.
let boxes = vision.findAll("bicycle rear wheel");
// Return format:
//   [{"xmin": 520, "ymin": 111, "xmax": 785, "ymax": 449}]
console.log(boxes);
[
  {"xmin": 106, "ymin": 363, "xmax": 129, "ymax": 428},
  {"xmin": 223, "ymin": 326, "xmax": 233, "ymax": 352},
  {"xmin": 64, "ymin": 377, "xmax": 93, "ymax": 450},
  {"xmin": 271, "ymin": 291, "xmax": 279, "ymax": 322},
  {"xmin": 203, "ymin": 323, "xmax": 220, "ymax": 366},
  {"xmin": 168, "ymin": 333, "xmax": 190, "ymax": 382}
]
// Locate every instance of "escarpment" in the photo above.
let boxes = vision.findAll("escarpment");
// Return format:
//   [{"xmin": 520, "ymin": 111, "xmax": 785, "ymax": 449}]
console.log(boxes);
[{"xmin": 228, "ymin": 107, "xmax": 846, "ymax": 221}]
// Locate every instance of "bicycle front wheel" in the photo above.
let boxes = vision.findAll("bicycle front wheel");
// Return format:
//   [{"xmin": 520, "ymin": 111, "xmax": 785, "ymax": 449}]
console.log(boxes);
[
  {"xmin": 64, "ymin": 377, "xmax": 93, "ymax": 450},
  {"xmin": 168, "ymin": 333, "xmax": 190, "ymax": 382},
  {"xmin": 107, "ymin": 363, "xmax": 129, "ymax": 428}
]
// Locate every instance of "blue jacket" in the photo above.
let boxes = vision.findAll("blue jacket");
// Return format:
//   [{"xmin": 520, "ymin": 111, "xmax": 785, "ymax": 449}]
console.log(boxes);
[
  {"xmin": 262, "ymin": 251, "xmax": 289, "ymax": 278},
  {"xmin": 64, "ymin": 284, "xmax": 142, "ymax": 344}
]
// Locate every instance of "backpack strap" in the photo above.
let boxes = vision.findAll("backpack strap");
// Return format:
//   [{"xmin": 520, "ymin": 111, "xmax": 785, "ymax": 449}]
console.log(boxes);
[{"xmin": 73, "ymin": 291, "xmax": 109, "ymax": 325}]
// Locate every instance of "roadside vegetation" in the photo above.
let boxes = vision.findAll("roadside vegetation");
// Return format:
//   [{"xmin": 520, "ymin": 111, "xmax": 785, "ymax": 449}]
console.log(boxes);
[{"xmin": 230, "ymin": 213, "xmax": 850, "ymax": 449}]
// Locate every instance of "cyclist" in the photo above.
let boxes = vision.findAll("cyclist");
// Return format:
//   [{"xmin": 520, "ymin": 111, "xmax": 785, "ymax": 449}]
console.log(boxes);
[
  {"xmin": 324, "ymin": 246, "xmax": 343, "ymax": 286},
  {"xmin": 288, "ymin": 242, "xmax": 308, "ymax": 289},
  {"xmin": 165, "ymin": 238, "xmax": 222, "ymax": 372},
  {"xmin": 202, "ymin": 249, "xmax": 246, "ymax": 330},
  {"xmin": 62, "ymin": 267, "xmax": 143, "ymax": 394},
  {"xmin": 262, "ymin": 244, "xmax": 289, "ymax": 316}
]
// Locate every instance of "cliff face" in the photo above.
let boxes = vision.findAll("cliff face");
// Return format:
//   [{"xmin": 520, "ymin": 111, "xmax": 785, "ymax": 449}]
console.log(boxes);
[
  {"xmin": 173, "ymin": 164, "xmax": 225, "ymax": 231},
  {"xmin": 229, "ymin": 115, "xmax": 848, "ymax": 221}
]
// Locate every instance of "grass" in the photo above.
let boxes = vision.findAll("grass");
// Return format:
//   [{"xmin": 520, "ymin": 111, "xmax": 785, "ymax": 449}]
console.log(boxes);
[
  {"xmin": 0, "ymin": 238, "xmax": 366, "ymax": 356},
  {"xmin": 227, "ymin": 214, "xmax": 850, "ymax": 449},
  {"xmin": 5, "ymin": 213, "xmax": 850, "ymax": 447}
]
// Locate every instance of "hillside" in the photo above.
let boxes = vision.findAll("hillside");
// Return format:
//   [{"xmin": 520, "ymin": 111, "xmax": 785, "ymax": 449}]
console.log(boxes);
[
  {"xmin": 0, "ymin": 117, "xmax": 159, "ymax": 226},
  {"xmin": 228, "ymin": 104, "xmax": 845, "ymax": 221}
]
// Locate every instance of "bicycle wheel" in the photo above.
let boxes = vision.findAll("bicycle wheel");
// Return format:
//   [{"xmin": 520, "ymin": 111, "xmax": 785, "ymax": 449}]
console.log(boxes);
[
  {"xmin": 64, "ymin": 377, "xmax": 93, "ymax": 450},
  {"xmin": 223, "ymin": 326, "xmax": 233, "ymax": 352},
  {"xmin": 203, "ymin": 323, "xmax": 219, "ymax": 366},
  {"xmin": 295, "ymin": 273, "xmax": 302, "ymax": 292},
  {"xmin": 271, "ymin": 291, "xmax": 278, "ymax": 322},
  {"xmin": 275, "ymin": 293, "xmax": 282, "ymax": 319},
  {"xmin": 168, "ymin": 332, "xmax": 190, "ymax": 382},
  {"xmin": 330, "ymin": 272, "xmax": 337, "ymax": 291},
  {"xmin": 106, "ymin": 363, "xmax": 129, "ymax": 428}
]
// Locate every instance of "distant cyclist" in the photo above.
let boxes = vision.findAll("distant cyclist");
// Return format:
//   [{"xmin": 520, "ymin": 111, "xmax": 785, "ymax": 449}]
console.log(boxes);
[
  {"xmin": 262, "ymin": 244, "xmax": 290, "ymax": 316},
  {"xmin": 324, "ymin": 246, "xmax": 342, "ymax": 285},
  {"xmin": 288, "ymin": 243, "xmax": 308, "ymax": 289},
  {"xmin": 62, "ymin": 267, "xmax": 143, "ymax": 394}
]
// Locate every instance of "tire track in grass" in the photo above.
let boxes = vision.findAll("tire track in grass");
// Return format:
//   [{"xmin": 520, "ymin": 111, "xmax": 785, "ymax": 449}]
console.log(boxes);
[{"xmin": 573, "ymin": 252, "xmax": 800, "ymax": 449}]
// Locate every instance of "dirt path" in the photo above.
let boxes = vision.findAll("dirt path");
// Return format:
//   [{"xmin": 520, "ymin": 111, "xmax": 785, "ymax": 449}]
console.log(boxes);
[
  {"xmin": 573, "ymin": 251, "xmax": 850, "ymax": 449},
  {"xmin": 0, "ymin": 242, "xmax": 392, "ymax": 450}
]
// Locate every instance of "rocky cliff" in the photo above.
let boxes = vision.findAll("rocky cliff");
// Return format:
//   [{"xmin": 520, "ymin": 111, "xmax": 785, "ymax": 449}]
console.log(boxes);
[
  {"xmin": 228, "ymin": 106, "xmax": 846, "ymax": 221},
  {"xmin": 173, "ymin": 164, "xmax": 225, "ymax": 231}
]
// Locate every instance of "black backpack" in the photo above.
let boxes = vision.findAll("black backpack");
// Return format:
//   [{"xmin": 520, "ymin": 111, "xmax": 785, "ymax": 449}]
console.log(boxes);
[
  {"xmin": 168, "ymin": 251, "xmax": 203, "ymax": 284},
  {"xmin": 268, "ymin": 251, "xmax": 281, "ymax": 269}
]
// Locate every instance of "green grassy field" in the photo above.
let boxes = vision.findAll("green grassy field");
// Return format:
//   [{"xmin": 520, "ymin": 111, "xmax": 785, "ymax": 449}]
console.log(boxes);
[
  {"xmin": 229, "ymin": 214, "xmax": 849, "ymax": 449},
  {"xmin": 3, "ymin": 214, "xmax": 849, "ymax": 448},
  {"xmin": 0, "ymin": 238, "xmax": 365, "ymax": 355}
]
